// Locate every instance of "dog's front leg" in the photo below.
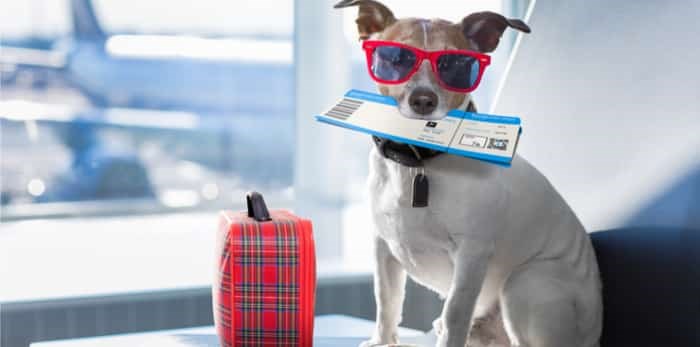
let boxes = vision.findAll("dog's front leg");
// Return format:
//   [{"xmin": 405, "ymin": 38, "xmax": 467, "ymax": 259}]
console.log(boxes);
[
  {"xmin": 438, "ymin": 238, "xmax": 494, "ymax": 347},
  {"xmin": 362, "ymin": 236, "xmax": 407, "ymax": 347}
]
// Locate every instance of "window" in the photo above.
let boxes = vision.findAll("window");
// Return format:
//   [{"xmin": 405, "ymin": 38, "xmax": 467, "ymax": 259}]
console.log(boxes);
[
  {"xmin": 1, "ymin": 0, "xmax": 295, "ymax": 219},
  {"xmin": 0, "ymin": 0, "xmax": 512, "ymax": 295}
]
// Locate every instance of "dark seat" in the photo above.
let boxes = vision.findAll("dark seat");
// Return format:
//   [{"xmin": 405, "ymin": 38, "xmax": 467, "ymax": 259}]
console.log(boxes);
[{"xmin": 590, "ymin": 227, "xmax": 700, "ymax": 347}]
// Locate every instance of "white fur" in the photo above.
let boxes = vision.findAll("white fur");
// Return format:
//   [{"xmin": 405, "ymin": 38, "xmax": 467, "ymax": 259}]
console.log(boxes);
[
  {"xmin": 421, "ymin": 20, "xmax": 430, "ymax": 47},
  {"xmin": 357, "ymin": 14, "xmax": 602, "ymax": 347},
  {"xmin": 362, "ymin": 148, "xmax": 603, "ymax": 347}
]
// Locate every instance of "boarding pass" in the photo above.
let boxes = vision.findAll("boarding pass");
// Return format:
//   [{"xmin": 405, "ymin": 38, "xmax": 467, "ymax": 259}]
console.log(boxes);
[{"xmin": 315, "ymin": 89, "xmax": 522, "ymax": 166}]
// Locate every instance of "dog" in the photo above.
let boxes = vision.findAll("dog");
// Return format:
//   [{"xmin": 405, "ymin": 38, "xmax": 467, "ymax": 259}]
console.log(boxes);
[{"xmin": 334, "ymin": 1, "xmax": 603, "ymax": 347}]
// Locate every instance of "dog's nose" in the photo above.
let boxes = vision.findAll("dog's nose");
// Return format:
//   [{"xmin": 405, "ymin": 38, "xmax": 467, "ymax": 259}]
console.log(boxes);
[{"xmin": 409, "ymin": 88, "xmax": 439, "ymax": 115}]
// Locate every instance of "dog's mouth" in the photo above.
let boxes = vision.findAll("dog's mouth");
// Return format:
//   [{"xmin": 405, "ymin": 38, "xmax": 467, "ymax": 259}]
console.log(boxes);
[{"xmin": 397, "ymin": 102, "xmax": 448, "ymax": 121}]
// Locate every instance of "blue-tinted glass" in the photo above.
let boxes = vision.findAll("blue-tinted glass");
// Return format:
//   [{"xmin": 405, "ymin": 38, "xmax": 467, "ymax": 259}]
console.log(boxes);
[
  {"xmin": 436, "ymin": 54, "xmax": 480, "ymax": 89},
  {"xmin": 371, "ymin": 46, "xmax": 417, "ymax": 81}
]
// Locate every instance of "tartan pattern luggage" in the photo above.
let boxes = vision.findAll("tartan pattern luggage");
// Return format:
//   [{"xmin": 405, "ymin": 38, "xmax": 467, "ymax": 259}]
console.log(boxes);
[{"xmin": 214, "ymin": 192, "xmax": 316, "ymax": 347}]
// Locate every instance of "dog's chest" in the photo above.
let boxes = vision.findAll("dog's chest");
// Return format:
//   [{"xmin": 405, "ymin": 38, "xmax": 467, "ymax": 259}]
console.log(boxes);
[
  {"xmin": 368, "ymin": 157, "xmax": 448, "ymax": 242},
  {"xmin": 368, "ymin": 152, "xmax": 456, "ymax": 288}
]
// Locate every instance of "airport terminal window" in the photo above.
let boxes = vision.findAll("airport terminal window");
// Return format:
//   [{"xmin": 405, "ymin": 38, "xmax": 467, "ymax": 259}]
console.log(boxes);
[
  {"xmin": 0, "ymin": 0, "xmax": 514, "ymax": 222},
  {"xmin": 0, "ymin": 0, "xmax": 295, "ymax": 219},
  {"xmin": 0, "ymin": 0, "xmax": 514, "ymax": 300}
]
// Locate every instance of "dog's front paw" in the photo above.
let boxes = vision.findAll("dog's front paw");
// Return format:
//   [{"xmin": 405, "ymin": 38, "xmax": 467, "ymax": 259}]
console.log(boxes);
[
  {"xmin": 358, "ymin": 340, "xmax": 383, "ymax": 347},
  {"xmin": 358, "ymin": 340, "xmax": 378, "ymax": 347},
  {"xmin": 359, "ymin": 331, "xmax": 398, "ymax": 347},
  {"xmin": 358, "ymin": 339, "xmax": 395, "ymax": 347}
]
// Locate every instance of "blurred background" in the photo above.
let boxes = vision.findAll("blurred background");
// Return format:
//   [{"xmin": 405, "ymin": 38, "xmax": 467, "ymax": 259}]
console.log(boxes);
[{"xmin": 1, "ymin": 0, "xmax": 698, "ymax": 346}]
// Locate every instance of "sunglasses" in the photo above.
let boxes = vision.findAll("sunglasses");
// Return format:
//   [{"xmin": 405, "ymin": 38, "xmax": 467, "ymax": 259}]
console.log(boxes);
[{"xmin": 362, "ymin": 40, "xmax": 491, "ymax": 93}]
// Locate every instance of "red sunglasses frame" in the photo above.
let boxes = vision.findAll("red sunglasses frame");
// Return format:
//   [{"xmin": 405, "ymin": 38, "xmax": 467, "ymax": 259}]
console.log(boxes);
[{"xmin": 362, "ymin": 40, "xmax": 491, "ymax": 93}]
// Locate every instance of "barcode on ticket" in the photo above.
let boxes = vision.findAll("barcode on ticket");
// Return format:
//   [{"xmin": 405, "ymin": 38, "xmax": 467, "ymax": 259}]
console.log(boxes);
[{"xmin": 324, "ymin": 98, "xmax": 363, "ymax": 120}]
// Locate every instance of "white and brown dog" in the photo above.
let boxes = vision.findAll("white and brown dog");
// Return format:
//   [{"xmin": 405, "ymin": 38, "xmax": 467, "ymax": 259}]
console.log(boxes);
[{"xmin": 334, "ymin": 1, "xmax": 603, "ymax": 347}]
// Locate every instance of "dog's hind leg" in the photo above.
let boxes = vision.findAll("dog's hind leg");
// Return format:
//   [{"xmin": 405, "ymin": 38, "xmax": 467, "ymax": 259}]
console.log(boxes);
[
  {"xmin": 499, "ymin": 261, "xmax": 583, "ymax": 347},
  {"xmin": 433, "ymin": 314, "xmax": 511, "ymax": 347},
  {"xmin": 467, "ymin": 306, "xmax": 511, "ymax": 347}
]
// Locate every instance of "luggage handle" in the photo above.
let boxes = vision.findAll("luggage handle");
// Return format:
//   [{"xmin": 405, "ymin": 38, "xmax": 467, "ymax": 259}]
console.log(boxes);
[{"xmin": 246, "ymin": 191, "xmax": 272, "ymax": 222}]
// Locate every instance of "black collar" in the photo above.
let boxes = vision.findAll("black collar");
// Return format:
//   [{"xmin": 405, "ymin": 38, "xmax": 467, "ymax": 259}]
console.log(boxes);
[{"xmin": 373, "ymin": 100, "xmax": 477, "ymax": 167}]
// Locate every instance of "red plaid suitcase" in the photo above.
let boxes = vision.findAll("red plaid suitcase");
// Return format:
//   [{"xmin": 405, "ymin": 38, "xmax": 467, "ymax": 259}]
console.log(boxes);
[{"xmin": 214, "ymin": 192, "xmax": 316, "ymax": 347}]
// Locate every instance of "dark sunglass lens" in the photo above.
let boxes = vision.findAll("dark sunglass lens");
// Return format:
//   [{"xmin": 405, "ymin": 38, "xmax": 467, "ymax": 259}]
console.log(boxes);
[
  {"xmin": 436, "ymin": 54, "xmax": 481, "ymax": 90},
  {"xmin": 371, "ymin": 46, "xmax": 417, "ymax": 81}
]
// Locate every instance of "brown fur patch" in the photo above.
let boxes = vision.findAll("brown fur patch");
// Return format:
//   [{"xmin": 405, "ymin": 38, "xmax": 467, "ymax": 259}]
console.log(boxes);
[
  {"xmin": 447, "ymin": 94, "xmax": 467, "ymax": 109},
  {"xmin": 379, "ymin": 19, "xmax": 425, "ymax": 46}
]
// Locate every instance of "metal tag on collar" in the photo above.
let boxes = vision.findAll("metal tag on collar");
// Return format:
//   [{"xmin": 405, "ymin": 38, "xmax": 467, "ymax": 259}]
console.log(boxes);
[{"xmin": 412, "ymin": 167, "xmax": 429, "ymax": 208}]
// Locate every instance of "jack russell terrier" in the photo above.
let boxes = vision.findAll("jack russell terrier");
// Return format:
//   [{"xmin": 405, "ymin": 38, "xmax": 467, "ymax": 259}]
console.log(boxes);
[{"xmin": 334, "ymin": 1, "xmax": 603, "ymax": 347}]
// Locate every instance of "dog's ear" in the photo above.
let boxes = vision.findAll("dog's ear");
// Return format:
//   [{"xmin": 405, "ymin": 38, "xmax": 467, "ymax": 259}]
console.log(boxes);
[
  {"xmin": 334, "ymin": 0, "xmax": 397, "ymax": 41},
  {"xmin": 459, "ymin": 12, "xmax": 530, "ymax": 53}
]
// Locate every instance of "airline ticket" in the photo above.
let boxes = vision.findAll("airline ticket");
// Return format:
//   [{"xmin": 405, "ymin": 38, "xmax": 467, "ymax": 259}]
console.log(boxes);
[{"xmin": 316, "ymin": 89, "xmax": 522, "ymax": 166}]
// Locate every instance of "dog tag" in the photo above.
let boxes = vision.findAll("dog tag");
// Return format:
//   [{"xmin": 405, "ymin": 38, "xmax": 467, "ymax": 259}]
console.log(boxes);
[{"xmin": 412, "ymin": 173, "xmax": 429, "ymax": 207}]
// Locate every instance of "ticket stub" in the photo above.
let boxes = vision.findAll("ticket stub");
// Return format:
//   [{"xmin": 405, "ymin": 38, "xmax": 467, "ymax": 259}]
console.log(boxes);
[{"xmin": 316, "ymin": 89, "xmax": 522, "ymax": 166}]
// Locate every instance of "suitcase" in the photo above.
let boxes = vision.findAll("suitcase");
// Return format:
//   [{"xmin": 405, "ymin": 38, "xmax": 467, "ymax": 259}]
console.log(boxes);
[{"xmin": 214, "ymin": 192, "xmax": 316, "ymax": 347}]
